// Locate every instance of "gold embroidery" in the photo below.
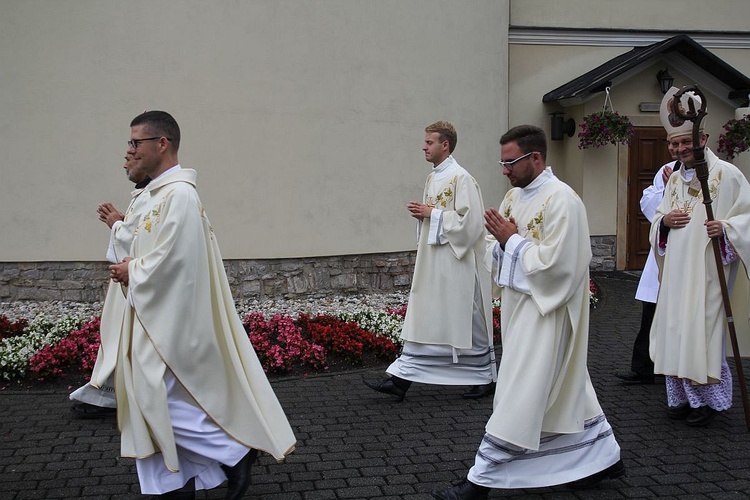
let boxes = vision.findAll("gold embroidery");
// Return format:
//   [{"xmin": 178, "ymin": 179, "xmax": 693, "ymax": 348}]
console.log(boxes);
[
  {"xmin": 425, "ymin": 175, "xmax": 457, "ymax": 209},
  {"xmin": 201, "ymin": 204, "xmax": 216, "ymax": 239},
  {"xmin": 142, "ymin": 206, "xmax": 161, "ymax": 233},
  {"xmin": 502, "ymin": 194, "xmax": 550, "ymax": 241},
  {"xmin": 137, "ymin": 190, "xmax": 173, "ymax": 235},
  {"xmin": 502, "ymin": 192, "xmax": 514, "ymax": 218},
  {"xmin": 669, "ymin": 170, "xmax": 720, "ymax": 214},
  {"xmin": 523, "ymin": 196, "xmax": 551, "ymax": 241}
]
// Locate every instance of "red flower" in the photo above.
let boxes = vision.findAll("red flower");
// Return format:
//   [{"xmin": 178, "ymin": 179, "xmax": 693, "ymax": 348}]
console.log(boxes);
[
  {"xmin": 28, "ymin": 318, "xmax": 101, "ymax": 379},
  {"xmin": 0, "ymin": 315, "xmax": 29, "ymax": 341},
  {"xmin": 243, "ymin": 312, "xmax": 398, "ymax": 374}
]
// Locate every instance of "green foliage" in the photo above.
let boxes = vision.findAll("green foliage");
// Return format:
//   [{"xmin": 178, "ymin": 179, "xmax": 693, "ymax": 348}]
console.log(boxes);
[
  {"xmin": 717, "ymin": 115, "xmax": 750, "ymax": 160},
  {"xmin": 578, "ymin": 111, "xmax": 634, "ymax": 149}
]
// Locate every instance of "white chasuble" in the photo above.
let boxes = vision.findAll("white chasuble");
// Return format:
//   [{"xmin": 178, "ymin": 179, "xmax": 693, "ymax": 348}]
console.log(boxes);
[
  {"xmin": 650, "ymin": 148, "xmax": 750, "ymax": 384},
  {"xmin": 88, "ymin": 185, "xmax": 152, "ymax": 393},
  {"xmin": 400, "ymin": 156, "xmax": 492, "ymax": 349},
  {"xmin": 485, "ymin": 168, "xmax": 602, "ymax": 451},
  {"xmin": 116, "ymin": 169, "xmax": 296, "ymax": 472}
]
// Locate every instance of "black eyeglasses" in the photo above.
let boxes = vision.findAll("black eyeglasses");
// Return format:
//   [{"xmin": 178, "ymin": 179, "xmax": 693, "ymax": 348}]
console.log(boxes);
[
  {"xmin": 498, "ymin": 151, "xmax": 536, "ymax": 170},
  {"xmin": 128, "ymin": 137, "xmax": 171, "ymax": 149}
]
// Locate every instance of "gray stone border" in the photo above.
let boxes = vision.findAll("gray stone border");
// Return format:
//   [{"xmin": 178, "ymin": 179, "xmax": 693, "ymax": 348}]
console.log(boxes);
[{"xmin": 0, "ymin": 237, "xmax": 616, "ymax": 302}]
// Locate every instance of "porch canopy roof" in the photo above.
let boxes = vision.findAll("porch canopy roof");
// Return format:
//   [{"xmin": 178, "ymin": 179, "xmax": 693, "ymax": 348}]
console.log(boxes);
[{"xmin": 543, "ymin": 34, "xmax": 750, "ymax": 107}]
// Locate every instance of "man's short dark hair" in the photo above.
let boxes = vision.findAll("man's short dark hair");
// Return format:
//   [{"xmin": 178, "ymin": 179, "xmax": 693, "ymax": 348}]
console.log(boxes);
[
  {"xmin": 130, "ymin": 110, "xmax": 181, "ymax": 152},
  {"xmin": 425, "ymin": 121, "xmax": 457, "ymax": 153},
  {"xmin": 500, "ymin": 125, "xmax": 547, "ymax": 161}
]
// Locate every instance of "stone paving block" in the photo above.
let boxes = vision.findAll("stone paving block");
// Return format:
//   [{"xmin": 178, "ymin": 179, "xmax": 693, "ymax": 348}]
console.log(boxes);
[
  {"xmin": 709, "ymin": 493, "xmax": 750, "ymax": 500},
  {"xmin": 4, "ymin": 273, "xmax": 750, "ymax": 499},
  {"xmin": 14, "ymin": 490, "xmax": 48, "ymax": 500},
  {"xmin": 270, "ymin": 492, "xmax": 309, "ymax": 500},
  {"xmin": 302, "ymin": 491, "xmax": 338, "ymax": 500},
  {"xmin": 337, "ymin": 485, "xmax": 383, "ymax": 498},
  {"xmin": 381, "ymin": 483, "xmax": 418, "ymax": 496},
  {"xmin": 316, "ymin": 477, "xmax": 347, "ymax": 488}
]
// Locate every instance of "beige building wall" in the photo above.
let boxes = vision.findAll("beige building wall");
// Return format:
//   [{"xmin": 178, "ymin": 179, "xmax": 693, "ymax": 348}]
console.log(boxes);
[
  {"xmin": 3, "ymin": 0, "xmax": 748, "ymax": 271},
  {"xmin": 0, "ymin": 0, "xmax": 509, "ymax": 261},
  {"xmin": 511, "ymin": 0, "xmax": 750, "ymax": 31},
  {"xmin": 508, "ymin": 0, "xmax": 750, "ymax": 241}
]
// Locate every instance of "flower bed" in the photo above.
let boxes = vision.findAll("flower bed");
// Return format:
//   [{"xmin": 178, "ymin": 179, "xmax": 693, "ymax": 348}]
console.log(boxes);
[{"xmin": 1, "ymin": 283, "xmax": 597, "ymax": 388}]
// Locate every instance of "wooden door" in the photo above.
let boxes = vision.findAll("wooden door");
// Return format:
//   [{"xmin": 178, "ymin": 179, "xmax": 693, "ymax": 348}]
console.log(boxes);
[{"xmin": 626, "ymin": 127, "xmax": 673, "ymax": 269}]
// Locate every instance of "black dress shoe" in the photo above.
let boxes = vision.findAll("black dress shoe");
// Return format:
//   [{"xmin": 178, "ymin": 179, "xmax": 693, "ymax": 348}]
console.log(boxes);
[
  {"xmin": 614, "ymin": 371, "xmax": 655, "ymax": 384},
  {"xmin": 566, "ymin": 459, "xmax": 625, "ymax": 489},
  {"xmin": 221, "ymin": 448, "xmax": 258, "ymax": 500},
  {"xmin": 686, "ymin": 406, "xmax": 719, "ymax": 427},
  {"xmin": 667, "ymin": 403, "xmax": 692, "ymax": 420},
  {"xmin": 431, "ymin": 478, "xmax": 490, "ymax": 499},
  {"xmin": 150, "ymin": 477, "xmax": 195, "ymax": 499},
  {"xmin": 70, "ymin": 402, "xmax": 117, "ymax": 419},
  {"xmin": 363, "ymin": 377, "xmax": 411, "ymax": 402},
  {"xmin": 462, "ymin": 382, "xmax": 496, "ymax": 399}
]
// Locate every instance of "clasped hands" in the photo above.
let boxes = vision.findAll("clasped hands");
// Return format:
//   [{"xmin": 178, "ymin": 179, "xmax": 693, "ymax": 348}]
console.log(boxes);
[
  {"xmin": 484, "ymin": 208, "xmax": 517, "ymax": 246},
  {"xmin": 407, "ymin": 201, "xmax": 434, "ymax": 220},
  {"xmin": 109, "ymin": 257, "xmax": 132, "ymax": 286},
  {"xmin": 663, "ymin": 209, "xmax": 723, "ymax": 239},
  {"xmin": 97, "ymin": 202, "xmax": 125, "ymax": 228},
  {"xmin": 408, "ymin": 202, "xmax": 519, "ymax": 245}
]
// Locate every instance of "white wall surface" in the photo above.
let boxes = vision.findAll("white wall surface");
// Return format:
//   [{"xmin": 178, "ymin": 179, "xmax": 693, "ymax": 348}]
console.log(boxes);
[
  {"xmin": 0, "ymin": 0, "xmax": 509, "ymax": 261},
  {"xmin": 511, "ymin": 0, "xmax": 750, "ymax": 31}
]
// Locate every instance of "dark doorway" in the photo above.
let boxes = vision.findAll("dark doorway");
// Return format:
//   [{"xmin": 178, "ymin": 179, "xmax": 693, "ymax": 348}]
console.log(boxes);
[{"xmin": 626, "ymin": 126, "xmax": 674, "ymax": 270}]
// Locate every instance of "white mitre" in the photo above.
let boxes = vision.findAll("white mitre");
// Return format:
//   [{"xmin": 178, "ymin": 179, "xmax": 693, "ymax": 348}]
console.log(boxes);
[{"xmin": 660, "ymin": 86, "xmax": 704, "ymax": 140}]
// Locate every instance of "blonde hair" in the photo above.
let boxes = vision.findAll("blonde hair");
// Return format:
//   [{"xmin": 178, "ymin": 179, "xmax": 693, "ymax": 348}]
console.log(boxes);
[{"xmin": 425, "ymin": 121, "xmax": 457, "ymax": 153}]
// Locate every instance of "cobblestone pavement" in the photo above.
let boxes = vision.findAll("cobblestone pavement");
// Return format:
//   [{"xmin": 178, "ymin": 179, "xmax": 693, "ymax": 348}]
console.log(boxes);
[{"xmin": 2, "ymin": 272, "xmax": 750, "ymax": 499}]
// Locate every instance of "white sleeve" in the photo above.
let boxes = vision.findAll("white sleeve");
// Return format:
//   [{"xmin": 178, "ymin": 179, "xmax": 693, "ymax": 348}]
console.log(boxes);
[
  {"xmin": 495, "ymin": 233, "xmax": 531, "ymax": 294},
  {"xmin": 640, "ymin": 166, "xmax": 667, "ymax": 223},
  {"xmin": 105, "ymin": 221, "xmax": 123, "ymax": 263},
  {"xmin": 427, "ymin": 208, "xmax": 446, "ymax": 245}
]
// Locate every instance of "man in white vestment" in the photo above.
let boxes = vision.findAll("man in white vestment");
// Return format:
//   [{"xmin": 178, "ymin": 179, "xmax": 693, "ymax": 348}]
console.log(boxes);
[
  {"xmin": 70, "ymin": 154, "xmax": 151, "ymax": 418},
  {"xmin": 364, "ymin": 121, "xmax": 496, "ymax": 401},
  {"xmin": 108, "ymin": 111, "xmax": 296, "ymax": 499},
  {"xmin": 433, "ymin": 125, "xmax": 622, "ymax": 500},
  {"xmin": 649, "ymin": 87, "xmax": 750, "ymax": 427},
  {"xmin": 616, "ymin": 143, "xmax": 680, "ymax": 385}
]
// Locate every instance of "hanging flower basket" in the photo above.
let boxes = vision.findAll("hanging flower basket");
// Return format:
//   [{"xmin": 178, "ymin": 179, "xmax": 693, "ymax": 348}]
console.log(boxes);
[
  {"xmin": 578, "ymin": 110, "xmax": 634, "ymax": 149},
  {"xmin": 577, "ymin": 87, "xmax": 634, "ymax": 149},
  {"xmin": 717, "ymin": 115, "xmax": 750, "ymax": 160}
]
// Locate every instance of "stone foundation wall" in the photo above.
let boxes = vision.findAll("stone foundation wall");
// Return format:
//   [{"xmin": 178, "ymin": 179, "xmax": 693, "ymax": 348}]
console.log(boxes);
[
  {"xmin": 0, "ymin": 252, "xmax": 418, "ymax": 303},
  {"xmin": 0, "ymin": 236, "xmax": 617, "ymax": 303},
  {"xmin": 590, "ymin": 235, "xmax": 616, "ymax": 271}
]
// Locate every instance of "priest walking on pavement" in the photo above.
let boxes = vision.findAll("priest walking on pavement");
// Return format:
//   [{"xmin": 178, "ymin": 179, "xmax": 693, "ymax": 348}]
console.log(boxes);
[{"xmin": 364, "ymin": 121, "xmax": 497, "ymax": 401}]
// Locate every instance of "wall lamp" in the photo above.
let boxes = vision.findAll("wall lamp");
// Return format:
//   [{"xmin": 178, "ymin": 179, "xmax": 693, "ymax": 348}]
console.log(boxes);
[
  {"xmin": 550, "ymin": 112, "xmax": 575, "ymax": 141},
  {"xmin": 657, "ymin": 68, "xmax": 674, "ymax": 94}
]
